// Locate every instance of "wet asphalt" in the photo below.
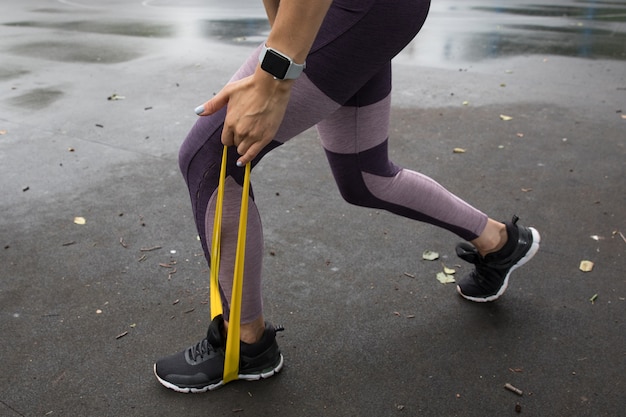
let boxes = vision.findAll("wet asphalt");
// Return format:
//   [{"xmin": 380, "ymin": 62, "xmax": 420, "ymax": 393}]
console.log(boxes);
[{"xmin": 1, "ymin": 0, "xmax": 625, "ymax": 416}]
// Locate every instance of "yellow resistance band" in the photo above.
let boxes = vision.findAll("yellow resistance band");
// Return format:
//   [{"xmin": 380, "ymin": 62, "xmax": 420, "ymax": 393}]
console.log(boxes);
[
  {"xmin": 209, "ymin": 146, "xmax": 228, "ymax": 320},
  {"xmin": 223, "ymin": 160, "xmax": 251, "ymax": 382},
  {"xmin": 209, "ymin": 145, "xmax": 252, "ymax": 384}
]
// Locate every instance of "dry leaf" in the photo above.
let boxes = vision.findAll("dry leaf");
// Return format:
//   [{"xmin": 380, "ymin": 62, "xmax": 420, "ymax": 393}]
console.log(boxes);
[
  {"xmin": 442, "ymin": 264, "xmax": 456, "ymax": 275},
  {"xmin": 422, "ymin": 250, "xmax": 439, "ymax": 261},
  {"xmin": 436, "ymin": 272, "xmax": 455, "ymax": 284},
  {"xmin": 453, "ymin": 147, "xmax": 466, "ymax": 154},
  {"xmin": 73, "ymin": 216, "xmax": 86, "ymax": 225},
  {"xmin": 499, "ymin": 114, "xmax": 513, "ymax": 121},
  {"xmin": 579, "ymin": 260, "xmax": 594, "ymax": 272},
  {"xmin": 107, "ymin": 93, "xmax": 126, "ymax": 101},
  {"xmin": 0, "ymin": 130, "xmax": 7, "ymax": 135}
]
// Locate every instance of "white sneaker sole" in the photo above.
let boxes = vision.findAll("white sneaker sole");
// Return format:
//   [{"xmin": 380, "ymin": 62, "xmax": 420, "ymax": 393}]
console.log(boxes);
[{"xmin": 154, "ymin": 353, "xmax": 284, "ymax": 393}]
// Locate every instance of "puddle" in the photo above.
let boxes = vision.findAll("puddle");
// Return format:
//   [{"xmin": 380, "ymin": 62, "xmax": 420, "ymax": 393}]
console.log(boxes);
[
  {"xmin": 5, "ymin": 20, "xmax": 176, "ymax": 38},
  {"xmin": 195, "ymin": 19, "xmax": 269, "ymax": 44},
  {"xmin": 466, "ymin": 3, "xmax": 626, "ymax": 60},
  {"xmin": 31, "ymin": 8, "xmax": 72, "ymax": 14},
  {"xmin": 420, "ymin": 24, "xmax": 626, "ymax": 62},
  {"xmin": 495, "ymin": 24, "xmax": 626, "ymax": 59},
  {"xmin": 9, "ymin": 88, "xmax": 64, "ymax": 110},
  {"xmin": 474, "ymin": 3, "xmax": 626, "ymax": 22},
  {"xmin": 0, "ymin": 67, "xmax": 30, "ymax": 81},
  {"xmin": 9, "ymin": 40, "xmax": 139, "ymax": 64},
  {"xmin": 3, "ymin": 19, "xmax": 265, "ymax": 43},
  {"xmin": 399, "ymin": 1, "xmax": 626, "ymax": 64},
  {"xmin": 2, "ymin": 19, "xmax": 267, "ymax": 65}
]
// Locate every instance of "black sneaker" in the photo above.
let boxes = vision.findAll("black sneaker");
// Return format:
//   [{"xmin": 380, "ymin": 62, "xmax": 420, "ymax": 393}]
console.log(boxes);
[
  {"xmin": 154, "ymin": 314, "xmax": 284, "ymax": 393},
  {"xmin": 455, "ymin": 216, "xmax": 540, "ymax": 302}
]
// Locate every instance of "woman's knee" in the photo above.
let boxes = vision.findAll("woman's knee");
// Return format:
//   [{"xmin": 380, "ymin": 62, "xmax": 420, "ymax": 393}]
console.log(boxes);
[
  {"xmin": 337, "ymin": 179, "xmax": 377, "ymax": 207},
  {"xmin": 326, "ymin": 145, "xmax": 401, "ymax": 208}
]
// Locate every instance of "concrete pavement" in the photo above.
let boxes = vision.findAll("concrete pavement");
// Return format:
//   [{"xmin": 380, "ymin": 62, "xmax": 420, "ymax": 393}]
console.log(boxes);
[{"xmin": 1, "ymin": 1, "xmax": 624, "ymax": 416}]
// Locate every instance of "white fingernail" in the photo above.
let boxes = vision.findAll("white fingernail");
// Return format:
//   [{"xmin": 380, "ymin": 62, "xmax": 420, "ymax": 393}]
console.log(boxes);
[
  {"xmin": 236, "ymin": 161, "xmax": 244, "ymax": 167},
  {"xmin": 194, "ymin": 105, "xmax": 204, "ymax": 115}
]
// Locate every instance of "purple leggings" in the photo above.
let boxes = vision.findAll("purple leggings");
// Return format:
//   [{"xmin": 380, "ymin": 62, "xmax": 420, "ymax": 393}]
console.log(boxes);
[{"xmin": 179, "ymin": 0, "xmax": 488, "ymax": 322}]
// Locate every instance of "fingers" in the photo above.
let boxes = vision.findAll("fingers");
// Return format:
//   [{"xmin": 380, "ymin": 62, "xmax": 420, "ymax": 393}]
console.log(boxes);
[
  {"xmin": 194, "ymin": 87, "xmax": 230, "ymax": 116},
  {"xmin": 194, "ymin": 104, "xmax": 206, "ymax": 115},
  {"xmin": 220, "ymin": 120, "xmax": 266, "ymax": 165},
  {"xmin": 235, "ymin": 141, "xmax": 266, "ymax": 167},
  {"xmin": 192, "ymin": 74, "xmax": 282, "ymax": 167}
]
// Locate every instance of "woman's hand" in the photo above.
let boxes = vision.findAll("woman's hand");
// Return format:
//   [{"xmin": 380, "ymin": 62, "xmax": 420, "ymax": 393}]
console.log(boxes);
[
  {"xmin": 196, "ymin": 66, "xmax": 294, "ymax": 167},
  {"xmin": 195, "ymin": 0, "xmax": 333, "ymax": 167}
]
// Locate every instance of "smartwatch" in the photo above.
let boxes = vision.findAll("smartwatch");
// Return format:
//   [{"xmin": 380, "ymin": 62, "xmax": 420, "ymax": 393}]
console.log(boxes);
[{"xmin": 258, "ymin": 44, "xmax": 306, "ymax": 80}]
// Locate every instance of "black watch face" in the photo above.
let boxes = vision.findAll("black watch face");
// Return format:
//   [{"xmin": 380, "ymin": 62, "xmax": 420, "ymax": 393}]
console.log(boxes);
[{"xmin": 261, "ymin": 49, "xmax": 290, "ymax": 79}]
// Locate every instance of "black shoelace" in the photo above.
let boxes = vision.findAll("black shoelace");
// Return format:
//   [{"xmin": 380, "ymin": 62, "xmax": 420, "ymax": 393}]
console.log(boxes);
[
  {"xmin": 188, "ymin": 338, "xmax": 215, "ymax": 361},
  {"xmin": 188, "ymin": 325, "xmax": 286, "ymax": 361}
]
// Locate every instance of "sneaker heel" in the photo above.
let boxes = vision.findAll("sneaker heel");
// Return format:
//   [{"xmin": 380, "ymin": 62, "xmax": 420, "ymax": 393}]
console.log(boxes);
[{"xmin": 456, "ymin": 242, "xmax": 479, "ymax": 263}]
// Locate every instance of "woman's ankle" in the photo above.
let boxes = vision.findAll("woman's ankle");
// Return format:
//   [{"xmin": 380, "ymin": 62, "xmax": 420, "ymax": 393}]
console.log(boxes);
[
  {"xmin": 472, "ymin": 218, "xmax": 507, "ymax": 257},
  {"xmin": 224, "ymin": 315, "xmax": 265, "ymax": 344}
]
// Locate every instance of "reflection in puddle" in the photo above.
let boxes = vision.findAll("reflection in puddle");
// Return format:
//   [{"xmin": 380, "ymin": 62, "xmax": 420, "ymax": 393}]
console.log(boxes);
[
  {"xmin": 470, "ymin": 3, "xmax": 626, "ymax": 60},
  {"xmin": 401, "ymin": 1, "xmax": 626, "ymax": 64},
  {"xmin": 425, "ymin": 24, "xmax": 626, "ymax": 63},
  {"xmin": 498, "ymin": 24, "xmax": 626, "ymax": 59},
  {"xmin": 195, "ymin": 19, "xmax": 269, "ymax": 44}
]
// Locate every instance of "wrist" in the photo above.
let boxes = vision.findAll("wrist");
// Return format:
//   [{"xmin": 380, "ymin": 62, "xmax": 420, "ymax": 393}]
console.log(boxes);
[{"xmin": 254, "ymin": 65, "xmax": 295, "ymax": 93}]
